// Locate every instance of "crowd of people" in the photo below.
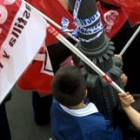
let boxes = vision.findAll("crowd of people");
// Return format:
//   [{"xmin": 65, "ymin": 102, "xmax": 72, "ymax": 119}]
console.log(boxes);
[
  {"xmin": 51, "ymin": 66, "xmax": 140, "ymax": 140},
  {"xmin": 0, "ymin": 0, "xmax": 140, "ymax": 140}
]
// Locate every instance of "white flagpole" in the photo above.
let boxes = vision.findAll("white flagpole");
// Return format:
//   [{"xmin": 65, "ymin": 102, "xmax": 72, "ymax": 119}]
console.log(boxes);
[
  {"xmin": 47, "ymin": 23, "xmax": 125, "ymax": 94},
  {"xmin": 119, "ymin": 26, "xmax": 140, "ymax": 56},
  {"xmin": 24, "ymin": 0, "xmax": 79, "ymax": 43}
]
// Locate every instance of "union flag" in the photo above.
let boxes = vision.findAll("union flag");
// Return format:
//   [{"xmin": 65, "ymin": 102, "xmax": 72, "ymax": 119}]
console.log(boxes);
[{"xmin": 103, "ymin": 0, "xmax": 140, "ymax": 26}]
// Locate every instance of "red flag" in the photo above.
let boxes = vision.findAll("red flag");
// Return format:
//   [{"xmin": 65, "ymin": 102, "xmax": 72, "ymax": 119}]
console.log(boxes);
[
  {"xmin": 18, "ymin": 44, "xmax": 54, "ymax": 95},
  {"xmin": 17, "ymin": 0, "xmax": 74, "ymax": 95},
  {"xmin": 97, "ymin": 1, "xmax": 128, "ymax": 38},
  {"xmin": 0, "ymin": 0, "xmax": 47, "ymax": 103},
  {"xmin": 103, "ymin": 0, "xmax": 140, "ymax": 26},
  {"xmin": 28, "ymin": 0, "xmax": 75, "ymax": 46}
]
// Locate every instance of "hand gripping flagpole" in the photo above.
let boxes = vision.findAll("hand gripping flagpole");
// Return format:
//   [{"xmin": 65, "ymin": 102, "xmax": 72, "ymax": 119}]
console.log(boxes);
[
  {"xmin": 24, "ymin": 0, "xmax": 125, "ymax": 94},
  {"xmin": 119, "ymin": 26, "xmax": 140, "ymax": 56},
  {"xmin": 24, "ymin": 0, "xmax": 79, "ymax": 43}
]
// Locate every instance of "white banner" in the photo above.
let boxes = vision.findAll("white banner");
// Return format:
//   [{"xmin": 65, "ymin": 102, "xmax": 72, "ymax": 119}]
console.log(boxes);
[{"xmin": 0, "ymin": 1, "xmax": 47, "ymax": 104}]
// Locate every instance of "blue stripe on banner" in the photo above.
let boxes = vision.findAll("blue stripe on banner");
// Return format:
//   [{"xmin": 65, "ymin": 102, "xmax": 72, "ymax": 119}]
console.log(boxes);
[
  {"xmin": 78, "ymin": 20, "xmax": 103, "ymax": 35},
  {"xmin": 73, "ymin": 0, "xmax": 82, "ymax": 20},
  {"xmin": 76, "ymin": 11, "xmax": 100, "ymax": 27},
  {"xmin": 79, "ymin": 30, "xmax": 103, "ymax": 42}
]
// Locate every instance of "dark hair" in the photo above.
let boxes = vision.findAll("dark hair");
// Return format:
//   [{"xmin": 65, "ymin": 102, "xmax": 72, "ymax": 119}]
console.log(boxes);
[{"xmin": 52, "ymin": 66, "xmax": 86, "ymax": 107}]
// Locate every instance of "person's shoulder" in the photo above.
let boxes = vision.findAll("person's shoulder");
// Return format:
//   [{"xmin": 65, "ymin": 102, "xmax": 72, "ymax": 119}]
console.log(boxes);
[{"xmin": 51, "ymin": 99, "xmax": 60, "ymax": 107}]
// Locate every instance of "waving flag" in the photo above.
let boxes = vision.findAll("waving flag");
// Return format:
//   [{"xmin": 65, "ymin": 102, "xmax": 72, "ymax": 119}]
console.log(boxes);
[
  {"xmin": 17, "ymin": 0, "xmax": 74, "ymax": 95},
  {"xmin": 28, "ymin": 0, "xmax": 75, "ymax": 46},
  {"xmin": 0, "ymin": 0, "xmax": 47, "ymax": 103},
  {"xmin": 103, "ymin": 0, "xmax": 140, "ymax": 26},
  {"xmin": 97, "ymin": 1, "xmax": 128, "ymax": 38}
]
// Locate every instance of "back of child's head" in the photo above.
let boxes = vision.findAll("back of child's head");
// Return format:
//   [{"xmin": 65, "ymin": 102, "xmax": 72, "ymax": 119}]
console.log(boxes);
[{"xmin": 52, "ymin": 66, "xmax": 86, "ymax": 107}]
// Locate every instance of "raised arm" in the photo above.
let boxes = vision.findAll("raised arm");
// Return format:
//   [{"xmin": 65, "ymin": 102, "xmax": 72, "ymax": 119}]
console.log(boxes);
[{"xmin": 119, "ymin": 92, "xmax": 140, "ymax": 129}]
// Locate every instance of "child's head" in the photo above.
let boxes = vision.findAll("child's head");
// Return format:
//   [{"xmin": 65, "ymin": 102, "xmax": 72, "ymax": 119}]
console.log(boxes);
[{"xmin": 52, "ymin": 66, "xmax": 86, "ymax": 107}]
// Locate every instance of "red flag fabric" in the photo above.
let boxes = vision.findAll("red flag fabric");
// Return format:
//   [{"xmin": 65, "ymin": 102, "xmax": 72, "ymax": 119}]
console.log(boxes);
[
  {"xmin": 0, "ymin": 0, "xmax": 47, "ymax": 103},
  {"xmin": 97, "ymin": 1, "xmax": 128, "ymax": 38},
  {"xmin": 0, "ymin": 0, "xmax": 21, "ymax": 51},
  {"xmin": 17, "ymin": 0, "xmax": 75, "ymax": 95},
  {"xmin": 28, "ymin": 0, "xmax": 75, "ymax": 46},
  {"xmin": 17, "ymin": 44, "xmax": 54, "ymax": 95},
  {"xmin": 103, "ymin": 0, "xmax": 140, "ymax": 26}
]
